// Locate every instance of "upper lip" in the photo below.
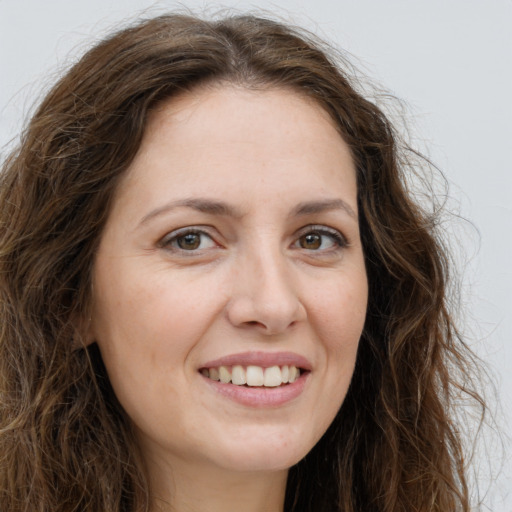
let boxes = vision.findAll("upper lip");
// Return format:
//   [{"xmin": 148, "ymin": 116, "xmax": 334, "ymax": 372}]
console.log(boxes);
[{"xmin": 200, "ymin": 351, "xmax": 312, "ymax": 371}]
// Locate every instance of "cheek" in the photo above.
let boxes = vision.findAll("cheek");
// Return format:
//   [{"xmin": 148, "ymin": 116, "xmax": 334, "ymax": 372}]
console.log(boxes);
[
  {"xmin": 94, "ymin": 260, "xmax": 221, "ymax": 343},
  {"xmin": 90, "ymin": 270, "xmax": 223, "ymax": 437},
  {"xmin": 296, "ymin": 276, "xmax": 366, "ymax": 452},
  {"xmin": 311, "ymin": 269, "xmax": 368, "ymax": 346},
  {"xmin": 91, "ymin": 260, "xmax": 232, "ymax": 377},
  {"xmin": 308, "ymin": 268, "xmax": 367, "ymax": 408}
]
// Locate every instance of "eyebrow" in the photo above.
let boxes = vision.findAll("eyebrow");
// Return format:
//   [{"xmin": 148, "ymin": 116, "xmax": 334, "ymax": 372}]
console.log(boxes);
[
  {"xmin": 138, "ymin": 196, "xmax": 357, "ymax": 227},
  {"xmin": 139, "ymin": 198, "xmax": 244, "ymax": 226},
  {"xmin": 291, "ymin": 198, "xmax": 357, "ymax": 219}
]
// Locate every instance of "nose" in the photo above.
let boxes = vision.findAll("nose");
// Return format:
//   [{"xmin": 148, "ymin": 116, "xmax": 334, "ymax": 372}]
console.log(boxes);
[{"xmin": 225, "ymin": 248, "xmax": 307, "ymax": 335}]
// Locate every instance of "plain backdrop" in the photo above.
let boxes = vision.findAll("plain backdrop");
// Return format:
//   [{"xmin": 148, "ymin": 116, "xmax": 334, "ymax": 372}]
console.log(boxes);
[{"xmin": 1, "ymin": 0, "xmax": 511, "ymax": 509}]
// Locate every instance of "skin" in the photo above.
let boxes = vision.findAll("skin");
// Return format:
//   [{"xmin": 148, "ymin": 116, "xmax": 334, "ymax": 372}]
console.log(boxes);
[{"xmin": 90, "ymin": 86, "xmax": 368, "ymax": 512}]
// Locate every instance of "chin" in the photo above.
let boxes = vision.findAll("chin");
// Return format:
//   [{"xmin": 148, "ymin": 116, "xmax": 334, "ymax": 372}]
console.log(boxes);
[
  {"xmin": 219, "ymin": 451, "xmax": 302, "ymax": 473},
  {"xmin": 207, "ymin": 426, "xmax": 317, "ymax": 473}
]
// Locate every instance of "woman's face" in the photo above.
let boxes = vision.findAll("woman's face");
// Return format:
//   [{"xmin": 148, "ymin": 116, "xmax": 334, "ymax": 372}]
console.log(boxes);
[{"xmin": 91, "ymin": 86, "xmax": 368, "ymax": 475}]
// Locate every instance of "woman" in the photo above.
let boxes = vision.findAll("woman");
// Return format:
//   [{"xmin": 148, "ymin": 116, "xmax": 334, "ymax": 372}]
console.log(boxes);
[{"xmin": 0, "ymin": 13, "xmax": 483, "ymax": 512}]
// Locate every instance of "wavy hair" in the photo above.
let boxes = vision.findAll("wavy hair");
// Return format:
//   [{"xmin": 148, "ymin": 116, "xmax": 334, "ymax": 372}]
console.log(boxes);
[{"xmin": 0, "ymin": 13, "xmax": 483, "ymax": 511}]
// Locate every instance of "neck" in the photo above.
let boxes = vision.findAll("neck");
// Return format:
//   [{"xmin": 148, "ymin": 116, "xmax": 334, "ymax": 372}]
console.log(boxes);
[{"xmin": 148, "ymin": 454, "xmax": 288, "ymax": 512}]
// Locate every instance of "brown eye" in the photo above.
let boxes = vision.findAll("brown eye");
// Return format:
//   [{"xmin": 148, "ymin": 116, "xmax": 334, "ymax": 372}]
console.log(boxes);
[
  {"xmin": 299, "ymin": 232, "xmax": 322, "ymax": 250},
  {"xmin": 177, "ymin": 233, "xmax": 202, "ymax": 250},
  {"xmin": 294, "ymin": 226, "xmax": 346, "ymax": 252},
  {"xmin": 161, "ymin": 229, "xmax": 217, "ymax": 252}
]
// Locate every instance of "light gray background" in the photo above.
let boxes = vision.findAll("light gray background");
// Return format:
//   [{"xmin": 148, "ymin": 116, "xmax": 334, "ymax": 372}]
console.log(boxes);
[{"xmin": 1, "ymin": 0, "xmax": 510, "ymax": 509}]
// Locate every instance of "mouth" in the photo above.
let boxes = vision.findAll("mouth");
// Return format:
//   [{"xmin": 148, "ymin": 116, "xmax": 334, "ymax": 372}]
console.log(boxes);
[
  {"xmin": 198, "ymin": 351, "xmax": 312, "ymax": 406},
  {"xmin": 200, "ymin": 364, "xmax": 306, "ymax": 387}
]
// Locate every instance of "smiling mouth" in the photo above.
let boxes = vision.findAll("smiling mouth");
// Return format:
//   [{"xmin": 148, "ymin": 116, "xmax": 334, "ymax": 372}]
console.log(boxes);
[{"xmin": 200, "ymin": 365, "xmax": 305, "ymax": 387}]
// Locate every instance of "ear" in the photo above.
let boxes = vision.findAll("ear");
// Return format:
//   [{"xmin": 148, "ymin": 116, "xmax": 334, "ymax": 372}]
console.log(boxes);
[
  {"xmin": 70, "ymin": 281, "xmax": 98, "ymax": 348},
  {"xmin": 82, "ymin": 317, "xmax": 96, "ymax": 347},
  {"xmin": 70, "ymin": 311, "xmax": 96, "ymax": 349}
]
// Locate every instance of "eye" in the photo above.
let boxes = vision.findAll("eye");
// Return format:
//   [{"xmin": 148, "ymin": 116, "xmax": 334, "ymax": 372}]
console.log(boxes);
[
  {"xmin": 160, "ymin": 228, "xmax": 217, "ymax": 252},
  {"xmin": 294, "ymin": 226, "xmax": 347, "ymax": 252}
]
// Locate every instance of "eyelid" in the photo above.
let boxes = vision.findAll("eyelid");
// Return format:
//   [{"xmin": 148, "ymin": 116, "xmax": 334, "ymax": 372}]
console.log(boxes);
[
  {"xmin": 157, "ymin": 224, "xmax": 348, "ymax": 255},
  {"xmin": 158, "ymin": 226, "xmax": 220, "ymax": 252},
  {"xmin": 293, "ymin": 224, "xmax": 348, "ymax": 250}
]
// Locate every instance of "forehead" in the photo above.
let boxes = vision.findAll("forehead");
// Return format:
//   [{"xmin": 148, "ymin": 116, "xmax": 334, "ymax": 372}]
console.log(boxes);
[{"xmin": 112, "ymin": 85, "xmax": 357, "ymax": 218}]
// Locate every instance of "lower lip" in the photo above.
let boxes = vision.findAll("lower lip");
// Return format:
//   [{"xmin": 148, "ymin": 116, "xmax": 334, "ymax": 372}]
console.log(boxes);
[{"xmin": 201, "ymin": 372, "xmax": 309, "ymax": 407}]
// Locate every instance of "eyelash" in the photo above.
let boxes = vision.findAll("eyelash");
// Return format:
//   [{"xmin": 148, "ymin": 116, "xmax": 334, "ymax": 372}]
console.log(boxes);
[
  {"xmin": 159, "ymin": 225, "xmax": 348, "ymax": 255},
  {"xmin": 159, "ymin": 227, "xmax": 218, "ymax": 253},
  {"xmin": 293, "ymin": 225, "xmax": 348, "ymax": 252}
]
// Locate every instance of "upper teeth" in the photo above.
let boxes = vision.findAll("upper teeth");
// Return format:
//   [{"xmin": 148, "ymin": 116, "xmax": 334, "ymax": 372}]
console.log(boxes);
[{"xmin": 201, "ymin": 365, "xmax": 301, "ymax": 387}]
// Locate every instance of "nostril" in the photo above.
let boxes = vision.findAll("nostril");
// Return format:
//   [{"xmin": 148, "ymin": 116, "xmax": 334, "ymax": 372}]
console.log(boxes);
[{"xmin": 225, "ymin": 291, "xmax": 306, "ymax": 334}]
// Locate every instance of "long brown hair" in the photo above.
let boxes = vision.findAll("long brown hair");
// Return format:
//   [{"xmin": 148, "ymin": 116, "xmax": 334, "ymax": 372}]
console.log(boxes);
[{"xmin": 0, "ymin": 13, "xmax": 484, "ymax": 511}]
